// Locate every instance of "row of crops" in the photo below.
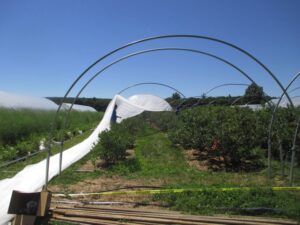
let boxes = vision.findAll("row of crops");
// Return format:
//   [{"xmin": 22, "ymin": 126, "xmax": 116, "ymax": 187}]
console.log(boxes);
[
  {"xmin": 95, "ymin": 106, "xmax": 299, "ymax": 177},
  {"xmin": 0, "ymin": 108, "xmax": 101, "ymax": 165}
]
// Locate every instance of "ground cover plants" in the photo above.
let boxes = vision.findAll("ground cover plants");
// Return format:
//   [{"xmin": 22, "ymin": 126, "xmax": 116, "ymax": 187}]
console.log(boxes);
[
  {"xmin": 0, "ymin": 108, "xmax": 102, "ymax": 165},
  {"xmin": 0, "ymin": 129, "xmax": 94, "ymax": 180}
]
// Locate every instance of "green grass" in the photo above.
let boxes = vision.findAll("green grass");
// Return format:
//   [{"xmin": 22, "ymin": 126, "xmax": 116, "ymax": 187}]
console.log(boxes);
[
  {"xmin": 49, "ymin": 125, "xmax": 300, "ymax": 220},
  {"xmin": 107, "ymin": 128, "xmax": 273, "ymax": 188},
  {"xmin": 153, "ymin": 189, "xmax": 300, "ymax": 220},
  {"xmin": 49, "ymin": 148, "xmax": 103, "ymax": 187},
  {"xmin": 0, "ymin": 108, "xmax": 101, "ymax": 145},
  {"xmin": 52, "ymin": 125, "xmax": 298, "ymax": 188}
]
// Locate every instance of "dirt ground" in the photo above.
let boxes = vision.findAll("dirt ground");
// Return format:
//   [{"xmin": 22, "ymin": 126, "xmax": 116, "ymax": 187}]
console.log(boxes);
[
  {"xmin": 49, "ymin": 149, "xmax": 167, "ymax": 204},
  {"xmin": 183, "ymin": 148, "xmax": 209, "ymax": 171},
  {"xmin": 49, "ymin": 147, "xmax": 270, "ymax": 206}
]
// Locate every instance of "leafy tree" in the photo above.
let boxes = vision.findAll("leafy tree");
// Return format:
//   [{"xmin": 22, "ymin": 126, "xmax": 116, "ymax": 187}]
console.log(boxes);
[
  {"xmin": 244, "ymin": 83, "xmax": 264, "ymax": 104},
  {"xmin": 171, "ymin": 92, "xmax": 181, "ymax": 100}
]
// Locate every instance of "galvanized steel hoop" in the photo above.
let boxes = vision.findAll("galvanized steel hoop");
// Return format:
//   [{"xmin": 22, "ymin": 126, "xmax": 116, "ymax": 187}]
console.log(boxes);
[{"xmin": 44, "ymin": 35, "xmax": 293, "ymax": 189}]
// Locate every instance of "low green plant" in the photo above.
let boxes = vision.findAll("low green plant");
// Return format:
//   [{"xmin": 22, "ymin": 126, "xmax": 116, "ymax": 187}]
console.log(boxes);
[
  {"xmin": 95, "ymin": 116, "xmax": 147, "ymax": 165},
  {"xmin": 153, "ymin": 188, "xmax": 300, "ymax": 220},
  {"xmin": 0, "ymin": 108, "xmax": 102, "ymax": 162}
]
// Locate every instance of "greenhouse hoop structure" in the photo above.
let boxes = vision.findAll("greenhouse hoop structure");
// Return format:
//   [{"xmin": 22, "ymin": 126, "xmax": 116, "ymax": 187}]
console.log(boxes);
[{"xmin": 44, "ymin": 35, "xmax": 295, "ymax": 189}]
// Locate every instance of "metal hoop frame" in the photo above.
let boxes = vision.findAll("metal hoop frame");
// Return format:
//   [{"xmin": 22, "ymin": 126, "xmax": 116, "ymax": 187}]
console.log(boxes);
[
  {"xmin": 288, "ymin": 87, "xmax": 300, "ymax": 95},
  {"xmin": 118, "ymin": 82, "xmax": 186, "ymax": 98},
  {"xmin": 55, "ymin": 47, "xmax": 262, "ymax": 176},
  {"xmin": 267, "ymin": 72, "xmax": 300, "ymax": 184},
  {"xmin": 195, "ymin": 83, "xmax": 250, "ymax": 107},
  {"xmin": 58, "ymin": 81, "xmax": 185, "ymax": 173},
  {"xmin": 44, "ymin": 35, "xmax": 293, "ymax": 189},
  {"xmin": 179, "ymin": 83, "xmax": 273, "ymax": 109}
]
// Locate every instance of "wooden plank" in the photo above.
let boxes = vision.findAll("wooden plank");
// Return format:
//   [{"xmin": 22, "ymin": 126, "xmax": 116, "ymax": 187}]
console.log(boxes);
[
  {"xmin": 54, "ymin": 207, "xmax": 232, "ymax": 224},
  {"xmin": 52, "ymin": 214, "xmax": 134, "ymax": 225},
  {"xmin": 54, "ymin": 206, "xmax": 297, "ymax": 225},
  {"xmin": 54, "ymin": 209, "xmax": 227, "ymax": 225},
  {"xmin": 51, "ymin": 204, "xmax": 298, "ymax": 225},
  {"xmin": 78, "ymin": 205, "xmax": 298, "ymax": 225}
]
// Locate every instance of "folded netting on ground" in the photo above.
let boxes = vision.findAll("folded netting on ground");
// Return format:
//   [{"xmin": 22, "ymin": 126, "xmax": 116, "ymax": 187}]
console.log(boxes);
[{"xmin": 0, "ymin": 94, "xmax": 172, "ymax": 224}]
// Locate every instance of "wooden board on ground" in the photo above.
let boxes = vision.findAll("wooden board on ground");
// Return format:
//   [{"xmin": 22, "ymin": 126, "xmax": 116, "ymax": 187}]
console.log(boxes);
[{"xmin": 50, "ymin": 203, "xmax": 298, "ymax": 225}]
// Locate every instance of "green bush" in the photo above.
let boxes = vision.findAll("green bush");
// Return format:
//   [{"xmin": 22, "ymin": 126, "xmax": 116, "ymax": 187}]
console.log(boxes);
[
  {"xmin": 143, "ymin": 111, "xmax": 177, "ymax": 132},
  {"xmin": 169, "ymin": 106, "xmax": 266, "ymax": 171},
  {"xmin": 96, "ymin": 117, "xmax": 146, "ymax": 165},
  {"xmin": 98, "ymin": 129, "xmax": 128, "ymax": 164}
]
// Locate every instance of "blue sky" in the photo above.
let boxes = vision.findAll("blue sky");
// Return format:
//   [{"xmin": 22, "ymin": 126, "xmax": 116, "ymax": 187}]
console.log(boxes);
[{"xmin": 0, "ymin": 0, "xmax": 299, "ymax": 99}]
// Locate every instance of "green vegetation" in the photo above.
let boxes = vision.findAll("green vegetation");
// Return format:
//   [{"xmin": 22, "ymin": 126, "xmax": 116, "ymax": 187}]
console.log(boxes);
[
  {"xmin": 0, "ymin": 129, "xmax": 93, "ymax": 180},
  {"xmin": 170, "ymin": 106, "xmax": 266, "ymax": 171},
  {"xmin": 167, "ymin": 84, "xmax": 271, "ymax": 109},
  {"xmin": 154, "ymin": 189, "xmax": 300, "ymax": 219},
  {"xmin": 243, "ymin": 83, "xmax": 265, "ymax": 104},
  {"xmin": 0, "ymin": 108, "xmax": 102, "ymax": 166},
  {"xmin": 95, "ymin": 116, "xmax": 146, "ymax": 165},
  {"xmin": 48, "ymin": 97, "xmax": 111, "ymax": 112},
  {"xmin": 50, "ymin": 107, "xmax": 300, "ymax": 220}
]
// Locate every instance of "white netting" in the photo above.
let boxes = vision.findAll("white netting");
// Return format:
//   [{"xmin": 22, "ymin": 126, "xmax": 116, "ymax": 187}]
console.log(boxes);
[
  {"xmin": 0, "ymin": 91, "xmax": 58, "ymax": 110},
  {"xmin": 0, "ymin": 94, "xmax": 171, "ymax": 224},
  {"xmin": 237, "ymin": 104, "xmax": 264, "ymax": 111},
  {"xmin": 269, "ymin": 96, "xmax": 300, "ymax": 108}
]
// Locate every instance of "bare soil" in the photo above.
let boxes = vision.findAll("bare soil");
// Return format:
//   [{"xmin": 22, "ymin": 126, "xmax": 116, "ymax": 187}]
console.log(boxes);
[
  {"xmin": 183, "ymin": 149, "xmax": 209, "ymax": 171},
  {"xmin": 49, "ymin": 149, "xmax": 166, "ymax": 204}
]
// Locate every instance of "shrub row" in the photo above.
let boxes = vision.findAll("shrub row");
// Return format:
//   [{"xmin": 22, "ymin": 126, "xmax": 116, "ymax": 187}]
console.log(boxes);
[
  {"xmin": 168, "ymin": 106, "xmax": 298, "ymax": 171},
  {"xmin": 94, "ymin": 106, "xmax": 299, "ymax": 171}
]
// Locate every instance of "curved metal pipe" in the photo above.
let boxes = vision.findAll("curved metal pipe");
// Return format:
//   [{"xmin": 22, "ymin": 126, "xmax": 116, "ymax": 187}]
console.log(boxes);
[
  {"xmin": 45, "ymin": 34, "xmax": 292, "ymax": 189},
  {"xmin": 267, "ymin": 72, "xmax": 300, "ymax": 182},
  {"xmin": 58, "ymin": 80, "xmax": 185, "ymax": 174},
  {"xmin": 231, "ymin": 94, "xmax": 274, "ymax": 108},
  {"xmin": 288, "ymin": 86, "xmax": 300, "ymax": 95},
  {"xmin": 63, "ymin": 47, "xmax": 260, "ymax": 124},
  {"xmin": 192, "ymin": 83, "xmax": 250, "ymax": 107},
  {"xmin": 208, "ymin": 99, "xmax": 217, "ymax": 106},
  {"xmin": 117, "ymin": 82, "xmax": 186, "ymax": 98},
  {"xmin": 205, "ymin": 83, "xmax": 250, "ymax": 96},
  {"xmin": 245, "ymin": 99, "xmax": 260, "ymax": 105},
  {"xmin": 182, "ymin": 83, "xmax": 272, "ymax": 109},
  {"xmin": 231, "ymin": 96, "xmax": 244, "ymax": 106},
  {"xmin": 57, "ymin": 47, "xmax": 259, "ymax": 174}
]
